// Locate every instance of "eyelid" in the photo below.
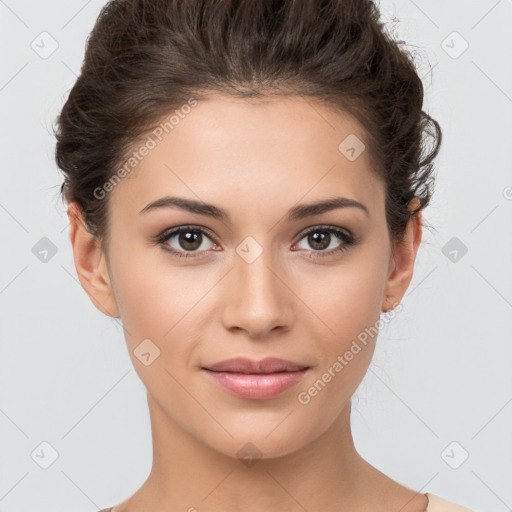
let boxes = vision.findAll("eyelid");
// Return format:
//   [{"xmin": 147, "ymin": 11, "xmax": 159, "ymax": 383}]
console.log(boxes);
[
  {"xmin": 156, "ymin": 224, "xmax": 219, "ymax": 244},
  {"xmin": 295, "ymin": 223, "xmax": 354, "ymax": 240}
]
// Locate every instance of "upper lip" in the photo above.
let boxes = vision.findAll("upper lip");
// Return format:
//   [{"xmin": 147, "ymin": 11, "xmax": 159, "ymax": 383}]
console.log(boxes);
[{"xmin": 202, "ymin": 357, "xmax": 309, "ymax": 374}]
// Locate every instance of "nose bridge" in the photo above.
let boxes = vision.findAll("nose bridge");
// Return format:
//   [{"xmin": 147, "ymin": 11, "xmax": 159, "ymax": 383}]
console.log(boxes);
[{"xmin": 222, "ymin": 235, "xmax": 292, "ymax": 337}]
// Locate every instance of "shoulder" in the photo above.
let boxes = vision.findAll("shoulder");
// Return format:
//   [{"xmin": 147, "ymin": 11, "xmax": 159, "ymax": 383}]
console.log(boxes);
[{"xmin": 426, "ymin": 493, "xmax": 475, "ymax": 512}]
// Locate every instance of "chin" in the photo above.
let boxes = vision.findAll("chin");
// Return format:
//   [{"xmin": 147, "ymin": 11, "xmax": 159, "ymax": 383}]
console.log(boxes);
[{"xmin": 195, "ymin": 415, "xmax": 320, "ymax": 463}]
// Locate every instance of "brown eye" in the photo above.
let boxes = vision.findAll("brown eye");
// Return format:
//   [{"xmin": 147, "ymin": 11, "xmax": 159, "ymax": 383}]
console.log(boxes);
[
  {"xmin": 307, "ymin": 231, "xmax": 331, "ymax": 251},
  {"xmin": 293, "ymin": 226, "xmax": 357, "ymax": 259},
  {"xmin": 176, "ymin": 230, "xmax": 203, "ymax": 251},
  {"xmin": 157, "ymin": 226, "xmax": 219, "ymax": 258}
]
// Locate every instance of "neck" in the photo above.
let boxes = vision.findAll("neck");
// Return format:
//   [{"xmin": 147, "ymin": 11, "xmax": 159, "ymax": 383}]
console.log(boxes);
[{"xmin": 114, "ymin": 393, "xmax": 426, "ymax": 512}]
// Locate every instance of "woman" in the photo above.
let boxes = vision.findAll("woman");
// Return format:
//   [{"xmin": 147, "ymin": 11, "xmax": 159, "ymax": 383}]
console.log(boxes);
[{"xmin": 54, "ymin": 0, "xmax": 474, "ymax": 510}]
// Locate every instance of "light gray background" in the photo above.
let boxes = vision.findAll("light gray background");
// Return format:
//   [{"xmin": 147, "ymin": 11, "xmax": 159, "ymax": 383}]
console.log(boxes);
[{"xmin": 1, "ymin": 1, "xmax": 511, "ymax": 511}]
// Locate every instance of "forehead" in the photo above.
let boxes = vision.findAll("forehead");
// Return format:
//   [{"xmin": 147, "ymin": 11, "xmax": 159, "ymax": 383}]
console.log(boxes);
[{"xmin": 108, "ymin": 94, "xmax": 384, "ymax": 221}]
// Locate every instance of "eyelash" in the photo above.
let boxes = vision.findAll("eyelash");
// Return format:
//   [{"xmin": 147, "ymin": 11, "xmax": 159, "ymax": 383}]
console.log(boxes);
[{"xmin": 155, "ymin": 224, "xmax": 358, "ymax": 260}]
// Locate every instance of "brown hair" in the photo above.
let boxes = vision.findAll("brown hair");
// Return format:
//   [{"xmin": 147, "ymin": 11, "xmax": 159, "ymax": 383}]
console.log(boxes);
[{"xmin": 53, "ymin": 0, "xmax": 442, "ymax": 253}]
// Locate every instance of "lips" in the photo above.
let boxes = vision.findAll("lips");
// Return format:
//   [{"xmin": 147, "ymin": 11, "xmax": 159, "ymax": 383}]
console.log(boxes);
[
  {"xmin": 201, "ymin": 357, "xmax": 310, "ymax": 400},
  {"xmin": 202, "ymin": 357, "xmax": 309, "ymax": 374}
]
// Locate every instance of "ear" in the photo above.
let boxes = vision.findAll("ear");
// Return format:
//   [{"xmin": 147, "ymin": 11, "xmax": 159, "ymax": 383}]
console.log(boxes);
[
  {"xmin": 381, "ymin": 197, "xmax": 423, "ymax": 313},
  {"xmin": 67, "ymin": 202, "xmax": 120, "ymax": 318}
]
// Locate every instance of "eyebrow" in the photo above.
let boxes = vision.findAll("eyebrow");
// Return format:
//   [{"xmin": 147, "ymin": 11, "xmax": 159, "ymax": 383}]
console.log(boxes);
[{"xmin": 139, "ymin": 195, "xmax": 370, "ymax": 221}]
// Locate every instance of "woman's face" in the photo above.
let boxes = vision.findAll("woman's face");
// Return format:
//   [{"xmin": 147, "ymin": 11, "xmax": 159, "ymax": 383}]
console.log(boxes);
[{"xmin": 71, "ymin": 94, "xmax": 420, "ymax": 459}]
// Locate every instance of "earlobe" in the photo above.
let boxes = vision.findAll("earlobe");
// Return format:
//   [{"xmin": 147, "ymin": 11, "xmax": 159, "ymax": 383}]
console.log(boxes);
[
  {"xmin": 67, "ymin": 202, "xmax": 120, "ymax": 318},
  {"xmin": 381, "ymin": 198, "xmax": 423, "ymax": 313}
]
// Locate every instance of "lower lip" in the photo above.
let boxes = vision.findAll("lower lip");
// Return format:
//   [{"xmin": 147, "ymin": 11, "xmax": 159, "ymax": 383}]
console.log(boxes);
[{"xmin": 201, "ymin": 368, "xmax": 309, "ymax": 400}]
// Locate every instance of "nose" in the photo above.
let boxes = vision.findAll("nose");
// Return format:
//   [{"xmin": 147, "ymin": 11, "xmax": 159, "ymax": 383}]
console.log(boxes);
[{"xmin": 220, "ymin": 245, "xmax": 294, "ymax": 339}]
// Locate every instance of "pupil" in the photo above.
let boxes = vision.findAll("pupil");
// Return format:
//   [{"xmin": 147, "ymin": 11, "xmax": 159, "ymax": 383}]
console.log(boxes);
[
  {"xmin": 310, "ymin": 231, "xmax": 329, "ymax": 250},
  {"xmin": 180, "ymin": 231, "xmax": 201, "ymax": 250}
]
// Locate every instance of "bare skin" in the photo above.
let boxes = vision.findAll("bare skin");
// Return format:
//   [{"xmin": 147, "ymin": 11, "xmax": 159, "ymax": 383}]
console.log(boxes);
[{"xmin": 68, "ymin": 93, "xmax": 427, "ymax": 512}]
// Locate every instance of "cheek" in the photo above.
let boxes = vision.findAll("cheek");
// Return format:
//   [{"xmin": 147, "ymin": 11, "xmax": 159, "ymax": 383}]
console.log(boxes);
[
  {"xmin": 112, "ymin": 266, "xmax": 174, "ymax": 336},
  {"xmin": 109, "ymin": 251, "xmax": 204, "ymax": 399},
  {"xmin": 292, "ymin": 246, "xmax": 389, "ymax": 398},
  {"xmin": 109, "ymin": 246, "xmax": 216, "ymax": 348},
  {"xmin": 294, "ymin": 265, "xmax": 385, "ymax": 414},
  {"xmin": 297, "ymin": 255, "xmax": 387, "ymax": 341}
]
